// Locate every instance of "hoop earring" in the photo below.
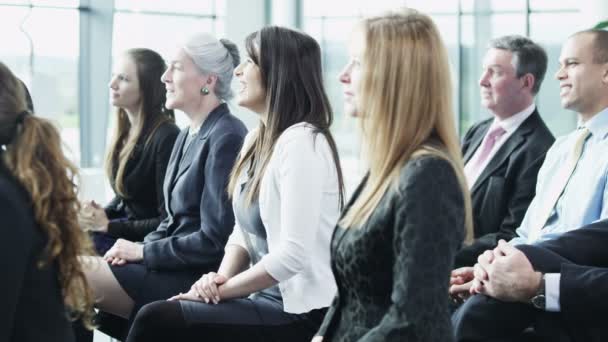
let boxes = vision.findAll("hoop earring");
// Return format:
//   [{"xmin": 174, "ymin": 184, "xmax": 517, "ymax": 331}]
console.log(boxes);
[{"xmin": 201, "ymin": 87, "xmax": 210, "ymax": 95}]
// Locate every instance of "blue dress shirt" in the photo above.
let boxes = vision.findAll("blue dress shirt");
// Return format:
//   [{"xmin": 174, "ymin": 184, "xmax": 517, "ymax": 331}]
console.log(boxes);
[{"xmin": 511, "ymin": 107, "xmax": 608, "ymax": 246}]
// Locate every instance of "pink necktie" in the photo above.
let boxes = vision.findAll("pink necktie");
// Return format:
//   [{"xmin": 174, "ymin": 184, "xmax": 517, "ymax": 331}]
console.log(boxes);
[{"xmin": 469, "ymin": 126, "xmax": 506, "ymax": 174}]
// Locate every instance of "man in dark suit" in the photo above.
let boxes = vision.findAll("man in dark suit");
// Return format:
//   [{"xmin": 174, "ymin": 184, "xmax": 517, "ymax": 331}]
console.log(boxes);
[
  {"xmin": 452, "ymin": 29, "xmax": 608, "ymax": 342},
  {"xmin": 452, "ymin": 221, "xmax": 608, "ymax": 342},
  {"xmin": 456, "ymin": 35, "xmax": 555, "ymax": 268}
]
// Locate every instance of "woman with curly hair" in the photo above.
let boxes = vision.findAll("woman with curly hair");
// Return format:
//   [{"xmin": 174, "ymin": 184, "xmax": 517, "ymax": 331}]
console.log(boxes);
[{"xmin": 0, "ymin": 62, "xmax": 95, "ymax": 342}]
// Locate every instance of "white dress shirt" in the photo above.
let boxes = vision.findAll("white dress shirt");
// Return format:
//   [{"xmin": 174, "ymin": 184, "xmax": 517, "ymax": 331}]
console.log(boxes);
[{"xmin": 465, "ymin": 104, "xmax": 536, "ymax": 188}]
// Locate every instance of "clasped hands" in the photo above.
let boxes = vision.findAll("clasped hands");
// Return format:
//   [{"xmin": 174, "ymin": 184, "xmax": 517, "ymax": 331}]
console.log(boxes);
[
  {"xmin": 449, "ymin": 240, "xmax": 542, "ymax": 303},
  {"xmin": 78, "ymin": 200, "xmax": 109, "ymax": 232},
  {"xmin": 169, "ymin": 272, "xmax": 228, "ymax": 304}
]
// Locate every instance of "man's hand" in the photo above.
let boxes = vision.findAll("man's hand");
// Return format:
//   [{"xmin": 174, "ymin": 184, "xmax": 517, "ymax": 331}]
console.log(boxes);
[
  {"xmin": 449, "ymin": 266, "xmax": 475, "ymax": 303},
  {"xmin": 474, "ymin": 240, "xmax": 542, "ymax": 302}
]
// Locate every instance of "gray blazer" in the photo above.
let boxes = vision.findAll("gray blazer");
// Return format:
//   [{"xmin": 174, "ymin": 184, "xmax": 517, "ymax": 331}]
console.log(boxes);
[{"xmin": 143, "ymin": 103, "xmax": 247, "ymax": 271}]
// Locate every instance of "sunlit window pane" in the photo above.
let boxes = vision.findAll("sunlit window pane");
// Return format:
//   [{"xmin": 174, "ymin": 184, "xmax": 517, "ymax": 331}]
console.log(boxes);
[{"xmin": 0, "ymin": 6, "xmax": 80, "ymax": 162}]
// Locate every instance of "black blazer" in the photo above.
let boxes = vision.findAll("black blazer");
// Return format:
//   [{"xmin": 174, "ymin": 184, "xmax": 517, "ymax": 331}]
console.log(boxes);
[
  {"xmin": 104, "ymin": 120, "xmax": 179, "ymax": 241},
  {"xmin": 455, "ymin": 110, "xmax": 554, "ymax": 267},
  {"xmin": 0, "ymin": 162, "xmax": 74, "ymax": 342},
  {"xmin": 143, "ymin": 103, "xmax": 247, "ymax": 271},
  {"xmin": 317, "ymin": 155, "xmax": 465, "ymax": 342},
  {"xmin": 523, "ymin": 220, "xmax": 608, "ymax": 341}
]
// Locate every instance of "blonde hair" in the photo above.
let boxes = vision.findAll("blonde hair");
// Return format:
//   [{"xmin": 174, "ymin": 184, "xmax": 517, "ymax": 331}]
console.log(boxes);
[
  {"xmin": 0, "ymin": 63, "xmax": 95, "ymax": 327},
  {"xmin": 340, "ymin": 8, "xmax": 473, "ymax": 244}
]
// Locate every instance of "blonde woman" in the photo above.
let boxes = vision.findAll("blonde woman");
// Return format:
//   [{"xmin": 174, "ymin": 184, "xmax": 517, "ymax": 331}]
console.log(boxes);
[
  {"xmin": 314, "ymin": 9, "xmax": 473, "ymax": 342},
  {"xmin": 0, "ymin": 62, "xmax": 95, "ymax": 342}
]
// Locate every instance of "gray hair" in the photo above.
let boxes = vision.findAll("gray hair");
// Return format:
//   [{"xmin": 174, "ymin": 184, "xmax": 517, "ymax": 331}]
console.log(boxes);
[
  {"xmin": 489, "ymin": 35, "xmax": 548, "ymax": 95},
  {"xmin": 183, "ymin": 33, "xmax": 240, "ymax": 101}
]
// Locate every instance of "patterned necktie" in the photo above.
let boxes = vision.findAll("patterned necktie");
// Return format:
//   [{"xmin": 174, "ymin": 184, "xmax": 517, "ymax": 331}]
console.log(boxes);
[{"xmin": 528, "ymin": 127, "xmax": 591, "ymax": 242}]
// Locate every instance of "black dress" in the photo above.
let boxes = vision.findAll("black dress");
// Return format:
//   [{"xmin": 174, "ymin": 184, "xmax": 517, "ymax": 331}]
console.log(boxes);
[
  {"xmin": 317, "ymin": 155, "xmax": 465, "ymax": 342},
  {"xmin": 0, "ymin": 160, "xmax": 75, "ymax": 342},
  {"xmin": 102, "ymin": 120, "xmax": 179, "ymax": 242}
]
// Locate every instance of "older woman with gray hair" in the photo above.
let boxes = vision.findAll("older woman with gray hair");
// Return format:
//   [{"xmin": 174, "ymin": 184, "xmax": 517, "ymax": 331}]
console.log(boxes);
[{"xmin": 76, "ymin": 33, "xmax": 247, "ymax": 342}]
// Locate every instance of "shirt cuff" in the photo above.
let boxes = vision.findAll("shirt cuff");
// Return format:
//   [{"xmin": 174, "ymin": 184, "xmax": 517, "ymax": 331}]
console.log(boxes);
[{"xmin": 545, "ymin": 273, "xmax": 561, "ymax": 312}]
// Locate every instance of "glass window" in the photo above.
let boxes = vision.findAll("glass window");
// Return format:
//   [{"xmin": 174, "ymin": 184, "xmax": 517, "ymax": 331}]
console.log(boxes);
[
  {"xmin": 529, "ymin": 0, "xmax": 578, "ymax": 11},
  {"xmin": 0, "ymin": 6, "xmax": 80, "ymax": 162},
  {"xmin": 0, "ymin": 0, "xmax": 78, "ymax": 5},
  {"xmin": 459, "ymin": 13, "xmax": 527, "ymax": 133},
  {"xmin": 461, "ymin": 0, "xmax": 526, "ymax": 13},
  {"xmin": 405, "ymin": 0, "xmax": 458, "ymax": 13},
  {"xmin": 112, "ymin": 13, "xmax": 219, "ymax": 59},
  {"xmin": 115, "ymin": 0, "xmax": 224, "ymax": 15}
]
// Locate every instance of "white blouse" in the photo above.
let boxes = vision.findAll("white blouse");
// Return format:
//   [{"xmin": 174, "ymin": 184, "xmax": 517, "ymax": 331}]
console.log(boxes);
[{"xmin": 226, "ymin": 122, "xmax": 340, "ymax": 314}]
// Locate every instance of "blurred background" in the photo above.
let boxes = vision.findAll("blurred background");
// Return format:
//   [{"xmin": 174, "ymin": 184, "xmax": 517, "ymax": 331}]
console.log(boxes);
[{"xmin": 1, "ymin": 0, "xmax": 607, "ymax": 198}]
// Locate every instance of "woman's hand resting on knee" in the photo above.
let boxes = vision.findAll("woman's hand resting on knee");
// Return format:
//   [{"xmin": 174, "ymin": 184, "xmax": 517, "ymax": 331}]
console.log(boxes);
[
  {"xmin": 103, "ymin": 238, "xmax": 144, "ymax": 265},
  {"xmin": 168, "ymin": 272, "xmax": 228, "ymax": 304}
]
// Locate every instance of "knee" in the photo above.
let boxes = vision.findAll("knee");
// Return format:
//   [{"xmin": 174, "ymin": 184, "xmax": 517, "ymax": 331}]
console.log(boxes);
[{"xmin": 128, "ymin": 301, "xmax": 174, "ymax": 341}]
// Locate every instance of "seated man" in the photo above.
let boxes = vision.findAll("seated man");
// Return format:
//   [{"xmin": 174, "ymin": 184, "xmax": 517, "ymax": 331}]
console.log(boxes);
[
  {"xmin": 453, "ymin": 221, "xmax": 608, "ymax": 342},
  {"xmin": 457, "ymin": 35, "xmax": 554, "ymax": 268},
  {"xmin": 452, "ymin": 29, "xmax": 608, "ymax": 342},
  {"xmin": 451, "ymin": 28, "xmax": 608, "ymax": 300}
]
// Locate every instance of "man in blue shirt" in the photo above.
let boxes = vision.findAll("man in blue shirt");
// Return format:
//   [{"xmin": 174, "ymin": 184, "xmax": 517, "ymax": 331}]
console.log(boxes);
[{"xmin": 451, "ymin": 29, "xmax": 608, "ymax": 342}]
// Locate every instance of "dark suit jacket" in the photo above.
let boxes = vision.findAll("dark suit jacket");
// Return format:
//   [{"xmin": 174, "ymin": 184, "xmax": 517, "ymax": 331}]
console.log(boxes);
[
  {"xmin": 143, "ymin": 103, "xmax": 247, "ymax": 271},
  {"xmin": 455, "ymin": 110, "xmax": 554, "ymax": 267},
  {"xmin": 527, "ymin": 220, "xmax": 608, "ymax": 341},
  {"xmin": 318, "ymin": 154, "xmax": 465, "ymax": 342},
  {"xmin": 104, "ymin": 120, "xmax": 179, "ymax": 241},
  {"xmin": 0, "ymin": 161, "xmax": 74, "ymax": 342}
]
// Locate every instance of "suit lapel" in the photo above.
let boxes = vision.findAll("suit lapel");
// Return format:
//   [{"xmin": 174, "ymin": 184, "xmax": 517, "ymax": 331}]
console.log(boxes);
[
  {"xmin": 169, "ymin": 103, "xmax": 229, "ymax": 188},
  {"xmin": 163, "ymin": 131, "xmax": 187, "ymax": 216},
  {"xmin": 172, "ymin": 134, "xmax": 204, "ymax": 186},
  {"xmin": 463, "ymin": 124, "xmax": 488, "ymax": 164},
  {"xmin": 470, "ymin": 111, "xmax": 538, "ymax": 194}
]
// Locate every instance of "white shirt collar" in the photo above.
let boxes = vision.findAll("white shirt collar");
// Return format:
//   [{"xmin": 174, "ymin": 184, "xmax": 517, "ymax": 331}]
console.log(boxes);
[{"xmin": 491, "ymin": 103, "xmax": 536, "ymax": 134}]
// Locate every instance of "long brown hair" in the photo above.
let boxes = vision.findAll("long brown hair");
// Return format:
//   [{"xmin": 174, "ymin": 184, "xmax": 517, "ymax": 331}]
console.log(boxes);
[
  {"xmin": 228, "ymin": 26, "xmax": 345, "ymax": 208},
  {"xmin": 0, "ymin": 62, "xmax": 95, "ymax": 326},
  {"xmin": 105, "ymin": 48, "xmax": 175, "ymax": 198},
  {"xmin": 340, "ymin": 9, "xmax": 473, "ymax": 244}
]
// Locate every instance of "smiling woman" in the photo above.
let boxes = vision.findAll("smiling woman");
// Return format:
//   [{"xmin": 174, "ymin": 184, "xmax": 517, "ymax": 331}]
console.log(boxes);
[{"xmin": 125, "ymin": 26, "xmax": 344, "ymax": 342}]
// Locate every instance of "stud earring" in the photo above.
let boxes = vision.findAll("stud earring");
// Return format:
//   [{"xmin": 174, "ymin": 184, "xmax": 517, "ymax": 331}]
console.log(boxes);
[{"xmin": 201, "ymin": 87, "xmax": 210, "ymax": 95}]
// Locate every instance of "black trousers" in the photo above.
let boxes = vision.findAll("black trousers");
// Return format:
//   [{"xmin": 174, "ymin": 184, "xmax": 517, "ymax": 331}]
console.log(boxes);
[
  {"xmin": 126, "ymin": 295, "xmax": 326, "ymax": 342},
  {"xmin": 452, "ymin": 243, "xmax": 576, "ymax": 342}
]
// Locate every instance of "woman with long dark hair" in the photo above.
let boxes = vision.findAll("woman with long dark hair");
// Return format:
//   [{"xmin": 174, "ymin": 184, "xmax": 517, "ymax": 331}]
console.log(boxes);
[
  {"xmin": 0, "ymin": 62, "xmax": 95, "ymax": 342},
  {"xmin": 79, "ymin": 48, "xmax": 179, "ymax": 254},
  {"xmin": 126, "ymin": 26, "xmax": 344, "ymax": 342}
]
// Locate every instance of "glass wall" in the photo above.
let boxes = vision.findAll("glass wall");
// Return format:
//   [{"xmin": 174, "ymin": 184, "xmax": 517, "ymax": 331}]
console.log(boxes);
[
  {"xmin": 303, "ymin": 0, "xmax": 583, "ymax": 175},
  {"xmin": 0, "ymin": 0, "xmax": 587, "ymax": 169},
  {"xmin": 112, "ymin": 0, "xmax": 226, "ymax": 128},
  {"xmin": 0, "ymin": 1, "xmax": 80, "ymax": 161}
]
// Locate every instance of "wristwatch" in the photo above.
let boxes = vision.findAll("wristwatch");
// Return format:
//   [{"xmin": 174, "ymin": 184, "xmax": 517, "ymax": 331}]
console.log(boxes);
[{"xmin": 530, "ymin": 273, "xmax": 546, "ymax": 310}]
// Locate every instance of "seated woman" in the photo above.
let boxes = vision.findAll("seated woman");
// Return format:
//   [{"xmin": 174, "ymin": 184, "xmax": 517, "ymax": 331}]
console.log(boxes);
[
  {"xmin": 77, "ymin": 33, "xmax": 247, "ymax": 341},
  {"xmin": 0, "ymin": 62, "xmax": 95, "ymax": 342},
  {"xmin": 313, "ymin": 9, "xmax": 473, "ymax": 342},
  {"xmin": 78, "ymin": 48, "xmax": 179, "ymax": 254},
  {"xmin": 125, "ymin": 26, "xmax": 345, "ymax": 342}
]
